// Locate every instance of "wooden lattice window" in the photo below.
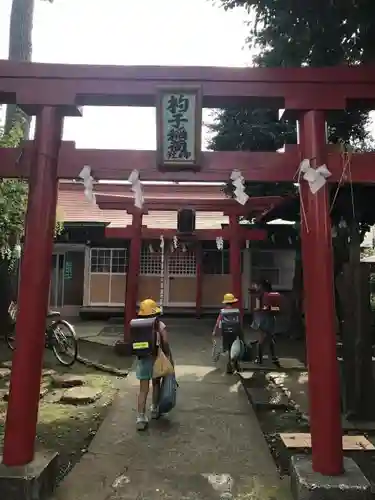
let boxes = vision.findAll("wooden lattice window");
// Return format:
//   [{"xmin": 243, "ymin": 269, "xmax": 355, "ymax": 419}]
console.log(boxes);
[
  {"xmin": 140, "ymin": 246, "xmax": 162, "ymax": 276},
  {"xmin": 167, "ymin": 251, "xmax": 196, "ymax": 276}
]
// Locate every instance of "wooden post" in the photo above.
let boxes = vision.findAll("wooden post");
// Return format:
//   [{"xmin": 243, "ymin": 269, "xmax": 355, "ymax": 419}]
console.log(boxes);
[
  {"xmin": 3, "ymin": 106, "xmax": 63, "ymax": 466},
  {"xmin": 124, "ymin": 211, "xmax": 142, "ymax": 341},
  {"xmin": 195, "ymin": 244, "xmax": 203, "ymax": 318},
  {"xmin": 299, "ymin": 110, "xmax": 343, "ymax": 475},
  {"xmin": 229, "ymin": 215, "xmax": 243, "ymax": 313}
]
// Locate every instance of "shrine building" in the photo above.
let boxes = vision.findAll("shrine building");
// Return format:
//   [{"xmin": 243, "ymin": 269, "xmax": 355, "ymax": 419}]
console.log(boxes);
[{"xmin": 50, "ymin": 181, "xmax": 297, "ymax": 318}]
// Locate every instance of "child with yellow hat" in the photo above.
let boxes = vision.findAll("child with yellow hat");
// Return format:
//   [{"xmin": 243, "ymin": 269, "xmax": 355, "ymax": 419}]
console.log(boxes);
[
  {"xmin": 212, "ymin": 292, "xmax": 243, "ymax": 374},
  {"xmin": 135, "ymin": 298, "xmax": 172, "ymax": 430}
]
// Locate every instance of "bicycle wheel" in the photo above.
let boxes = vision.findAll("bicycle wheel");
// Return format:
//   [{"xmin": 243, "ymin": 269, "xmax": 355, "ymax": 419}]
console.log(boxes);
[
  {"xmin": 5, "ymin": 323, "xmax": 16, "ymax": 351},
  {"xmin": 51, "ymin": 320, "xmax": 78, "ymax": 366}
]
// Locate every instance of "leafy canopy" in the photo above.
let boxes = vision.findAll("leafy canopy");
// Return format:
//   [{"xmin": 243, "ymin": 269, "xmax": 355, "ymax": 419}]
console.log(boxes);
[{"xmin": 210, "ymin": 0, "xmax": 375, "ymax": 225}]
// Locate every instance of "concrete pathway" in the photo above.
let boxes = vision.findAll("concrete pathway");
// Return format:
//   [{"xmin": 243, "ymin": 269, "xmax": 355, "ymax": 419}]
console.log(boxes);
[{"xmin": 53, "ymin": 322, "xmax": 292, "ymax": 500}]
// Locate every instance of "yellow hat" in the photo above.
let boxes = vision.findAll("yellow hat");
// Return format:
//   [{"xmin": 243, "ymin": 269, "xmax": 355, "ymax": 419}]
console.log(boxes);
[
  {"xmin": 222, "ymin": 293, "xmax": 238, "ymax": 304},
  {"xmin": 138, "ymin": 298, "xmax": 161, "ymax": 317}
]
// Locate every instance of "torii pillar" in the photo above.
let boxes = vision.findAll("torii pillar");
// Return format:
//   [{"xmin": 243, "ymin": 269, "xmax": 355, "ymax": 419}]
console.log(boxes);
[
  {"xmin": 299, "ymin": 110, "xmax": 343, "ymax": 475},
  {"xmin": 123, "ymin": 210, "xmax": 143, "ymax": 340},
  {"xmin": 3, "ymin": 106, "xmax": 63, "ymax": 466}
]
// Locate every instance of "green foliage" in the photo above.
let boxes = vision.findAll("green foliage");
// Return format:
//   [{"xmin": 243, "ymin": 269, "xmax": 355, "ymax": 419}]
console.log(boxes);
[
  {"xmin": 0, "ymin": 120, "xmax": 27, "ymax": 260},
  {"xmin": 0, "ymin": 117, "xmax": 63, "ymax": 263},
  {"xmin": 210, "ymin": 0, "xmax": 375, "ymax": 222},
  {"xmin": 0, "ymin": 180, "xmax": 27, "ymax": 260},
  {"xmin": 211, "ymin": 0, "xmax": 375, "ymax": 148}
]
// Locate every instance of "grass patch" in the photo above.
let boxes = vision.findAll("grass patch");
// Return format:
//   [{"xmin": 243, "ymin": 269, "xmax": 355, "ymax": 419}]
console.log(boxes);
[{"xmin": 0, "ymin": 364, "xmax": 118, "ymax": 483}]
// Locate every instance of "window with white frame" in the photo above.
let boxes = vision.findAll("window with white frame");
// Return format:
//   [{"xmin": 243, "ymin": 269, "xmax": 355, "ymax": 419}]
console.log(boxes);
[
  {"xmin": 140, "ymin": 246, "xmax": 162, "ymax": 275},
  {"xmin": 90, "ymin": 248, "xmax": 127, "ymax": 274},
  {"xmin": 168, "ymin": 251, "xmax": 196, "ymax": 276},
  {"xmin": 111, "ymin": 249, "xmax": 127, "ymax": 273}
]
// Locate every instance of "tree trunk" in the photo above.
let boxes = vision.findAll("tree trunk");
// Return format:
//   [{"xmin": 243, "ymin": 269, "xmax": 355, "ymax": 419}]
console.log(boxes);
[
  {"xmin": 289, "ymin": 246, "xmax": 304, "ymax": 338},
  {"xmin": 5, "ymin": 0, "xmax": 35, "ymax": 136},
  {"xmin": 0, "ymin": 260, "xmax": 14, "ymax": 339},
  {"xmin": 338, "ymin": 225, "xmax": 375, "ymax": 420},
  {"xmin": 1, "ymin": 0, "xmax": 34, "ymax": 334}
]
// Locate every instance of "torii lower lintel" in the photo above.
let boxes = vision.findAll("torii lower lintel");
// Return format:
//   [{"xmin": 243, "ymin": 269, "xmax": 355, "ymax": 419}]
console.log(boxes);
[
  {"xmin": 0, "ymin": 141, "xmax": 374, "ymax": 183},
  {"xmin": 96, "ymin": 194, "xmax": 284, "ymax": 215},
  {"xmin": 105, "ymin": 226, "xmax": 267, "ymax": 241}
]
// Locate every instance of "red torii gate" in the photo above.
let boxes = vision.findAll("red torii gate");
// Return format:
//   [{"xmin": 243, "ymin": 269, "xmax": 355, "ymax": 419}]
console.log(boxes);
[
  {"xmin": 95, "ymin": 193, "xmax": 278, "ymax": 324},
  {"xmin": 0, "ymin": 61, "xmax": 375, "ymax": 486}
]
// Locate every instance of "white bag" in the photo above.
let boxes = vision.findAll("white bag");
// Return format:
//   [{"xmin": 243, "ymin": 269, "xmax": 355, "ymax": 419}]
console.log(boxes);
[{"xmin": 230, "ymin": 337, "xmax": 245, "ymax": 361}]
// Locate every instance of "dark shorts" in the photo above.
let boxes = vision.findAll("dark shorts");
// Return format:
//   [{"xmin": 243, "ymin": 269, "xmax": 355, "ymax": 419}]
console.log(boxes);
[
  {"xmin": 222, "ymin": 332, "xmax": 244, "ymax": 353},
  {"xmin": 251, "ymin": 311, "xmax": 275, "ymax": 335}
]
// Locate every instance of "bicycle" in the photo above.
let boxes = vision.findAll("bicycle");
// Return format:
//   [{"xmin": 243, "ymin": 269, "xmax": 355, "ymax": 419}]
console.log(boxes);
[{"xmin": 6, "ymin": 301, "xmax": 78, "ymax": 367}]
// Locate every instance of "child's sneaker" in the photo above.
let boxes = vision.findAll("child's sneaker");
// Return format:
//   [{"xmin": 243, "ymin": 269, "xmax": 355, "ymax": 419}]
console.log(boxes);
[
  {"xmin": 150, "ymin": 404, "xmax": 160, "ymax": 419},
  {"xmin": 136, "ymin": 414, "xmax": 148, "ymax": 431}
]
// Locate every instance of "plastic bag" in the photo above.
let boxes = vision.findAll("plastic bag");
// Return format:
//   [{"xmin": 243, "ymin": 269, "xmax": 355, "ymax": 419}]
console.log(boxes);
[
  {"xmin": 212, "ymin": 339, "xmax": 222, "ymax": 362},
  {"xmin": 153, "ymin": 348, "xmax": 174, "ymax": 379},
  {"xmin": 159, "ymin": 373, "xmax": 178, "ymax": 414},
  {"xmin": 230, "ymin": 337, "xmax": 245, "ymax": 361}
]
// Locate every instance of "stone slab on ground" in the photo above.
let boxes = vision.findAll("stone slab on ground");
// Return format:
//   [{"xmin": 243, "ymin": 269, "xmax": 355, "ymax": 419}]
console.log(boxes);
[
  {"xmin": 51, "ymin": 374, "xmax": 85, "ymax": 388},
  {"xmin": 60, "ymin": 386, "xmax": 102, "ymax": 405},
  {"xmin": 53, "ymin": 370, "xmax": 292, "ymax": 500},
  {"xmin": 280, "ymin": 433, "xmax": 375, "ymax": 451},
  {"xmin": 3, "ymin": 381, "xmax": 50, "ymax": 402},
  {"xmin": 43, "ymin": 389, "xmax": 66, "ymax": 404},
  {"xmin": 0, "ymin": 451, "xmax": 59, "ymax": 500},
  {"xmin": 290, "ymin": 455, "xmax": 372, "ymax": 500}
]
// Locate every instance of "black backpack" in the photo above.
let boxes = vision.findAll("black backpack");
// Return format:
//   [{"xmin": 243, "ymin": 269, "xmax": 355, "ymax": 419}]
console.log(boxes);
[
  {"xmin": 220, "ymin": 308, "xmax": 242, "ymax": 341},
  {"xmin": 130, "ymin": 317, "xmax": 158, "ymax": 358}
]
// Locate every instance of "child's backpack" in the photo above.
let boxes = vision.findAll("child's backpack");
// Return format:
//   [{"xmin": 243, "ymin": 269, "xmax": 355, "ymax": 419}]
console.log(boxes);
[
  {"xmin": 220, "ymin": 308, "xmax": 242, "ymax": 340},
  {"xmin": 130, "ymin": 317, "xmax": 157, "ymax": 357},
  {"xmin": 263, "ymin": 291, "xmax": 282, "ymax": 311}
]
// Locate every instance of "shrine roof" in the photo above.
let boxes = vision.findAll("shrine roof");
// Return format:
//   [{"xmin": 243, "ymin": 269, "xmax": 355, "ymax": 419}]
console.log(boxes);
[{"xmin": 57, "ymin": 183, "xmax": 228, "ymax": 229}]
